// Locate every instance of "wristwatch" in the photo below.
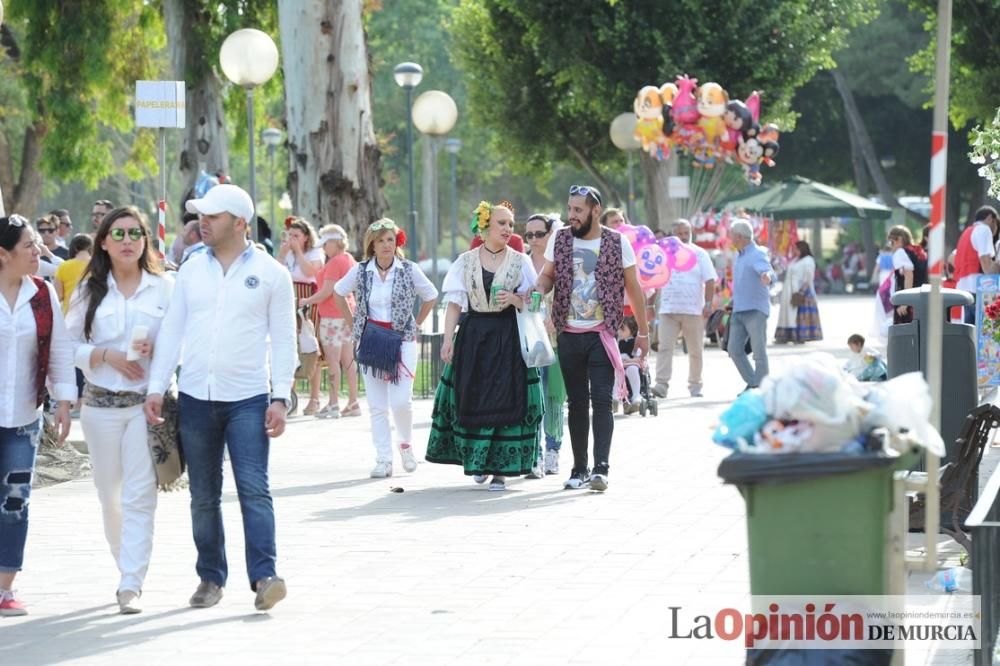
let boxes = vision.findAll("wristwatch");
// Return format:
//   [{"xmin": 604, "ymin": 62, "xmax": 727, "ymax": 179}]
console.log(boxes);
[{"xmin": 270, "ymin": 398, "xmax": 289, "ymax": 408}]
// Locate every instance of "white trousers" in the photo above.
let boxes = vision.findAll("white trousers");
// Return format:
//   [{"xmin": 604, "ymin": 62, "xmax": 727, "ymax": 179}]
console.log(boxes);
[
  {"xmin": 80, "ymin": 403, "xmax": 157, "ymax": 593},
  {"xmin": 362, "ymin": 340, "xmax": 417, "ymax": 463}
]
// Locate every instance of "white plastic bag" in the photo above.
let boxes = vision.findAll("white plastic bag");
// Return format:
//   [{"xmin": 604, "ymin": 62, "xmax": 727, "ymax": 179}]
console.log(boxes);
[
  {"xmin": 298, "ymin": 309, "xmax": 319, "ymax": 354},
  {"xmin": 515, "ymin": 309, "xmax": 556, "ymax": 368},
  {"xmin": 759, "ymin": 353, "xmax": 867, "ymax": 452},
  {"xmin": 861, "ymin": 372, "xmax": 946, "ymax": 457}
]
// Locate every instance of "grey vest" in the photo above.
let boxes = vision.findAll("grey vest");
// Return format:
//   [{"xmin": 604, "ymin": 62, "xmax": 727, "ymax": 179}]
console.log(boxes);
[{"xmin": 352, "ymin": 260, "xmax": 418, "ymax": 342}]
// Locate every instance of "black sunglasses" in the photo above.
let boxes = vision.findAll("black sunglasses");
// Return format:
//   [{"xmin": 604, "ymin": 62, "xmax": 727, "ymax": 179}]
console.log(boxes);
[
  {"xmin": 569, "ymin": 185, "xmax": 602, "ymax": 206},
  {"xmin": 108, "ymin": 227, "xmax": 144, "ymax": 242},
  {"xmin": 523, "ymin": 231, "xmax": 549, "ymax": 240},
  {"xmin": 38, "ymin": 227, "xmax": 56, "ymax": 234}
]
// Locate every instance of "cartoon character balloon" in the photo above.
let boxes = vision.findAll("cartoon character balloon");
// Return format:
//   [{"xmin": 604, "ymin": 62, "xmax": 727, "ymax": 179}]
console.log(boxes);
[
  {"xmin": 633, "ymin": 86, "xmax": 665, "ymax": 157},
  {"xmin": 630, "ymin": 226, "xmax": 699, "ymax": 290},
  {"xmin": 630, "ymin": 79, "xmax": 778, "ymax": 184}
]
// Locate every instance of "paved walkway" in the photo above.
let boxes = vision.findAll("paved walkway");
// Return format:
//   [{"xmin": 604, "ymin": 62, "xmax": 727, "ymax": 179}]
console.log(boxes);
[{"xmin": 3, "ymin": 295, "xmax": 974, "ymax": 664}]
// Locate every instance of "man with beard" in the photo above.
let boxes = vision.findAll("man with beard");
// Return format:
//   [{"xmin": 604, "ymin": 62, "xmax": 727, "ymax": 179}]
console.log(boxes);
[{"xmin": 534, "ymin": 185, "xmax": 648, "ymax": 492}]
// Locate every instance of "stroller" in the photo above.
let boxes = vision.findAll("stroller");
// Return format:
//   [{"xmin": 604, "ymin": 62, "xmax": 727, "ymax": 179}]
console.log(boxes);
[
  {"xmin": 623, "ymin": 358, "xmax": 658, "ymax": 417},
  {"xmin": 289, "ymin": 308, "xmax": 320, "ymax": 415}
]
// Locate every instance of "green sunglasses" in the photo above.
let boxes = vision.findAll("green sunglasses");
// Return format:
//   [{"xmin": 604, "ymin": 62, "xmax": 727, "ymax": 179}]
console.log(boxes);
[
  {"xmin": 369, "ymin": 219, "xmax": 398, "ymax": 232},
  {"xmin": 108, "ymin": 227, "xmax": 144, "ymax": 242}
]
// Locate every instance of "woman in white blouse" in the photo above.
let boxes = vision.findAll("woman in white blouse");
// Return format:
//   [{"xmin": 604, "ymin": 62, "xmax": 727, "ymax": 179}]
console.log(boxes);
[
  {"xmin": 425, "ymin": 201, "xmax": 542, "ymax": 492},
  {"xmin": 334, "ymin": 219, "xmax": 437, "ymax": 478},
  {"xmin": 66, "ymin": 206, "xmax": 174, "ymax": 615},
  {"xmin": 0, "ymin": 215, "xmax": 75, "ymax": 617},
  {"xmin": 278, "ymin": 217, "xmax": 325, "ymax": 415}
]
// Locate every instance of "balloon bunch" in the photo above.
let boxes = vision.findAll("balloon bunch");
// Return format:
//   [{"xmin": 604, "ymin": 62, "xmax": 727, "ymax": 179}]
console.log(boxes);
[
  {"xmin": 618, "ymin": 223, "xmax": 699, "ymax": 291},
  {"xmin": 633, "ymin": 76, "xmax": 780, "ymax": 185}
]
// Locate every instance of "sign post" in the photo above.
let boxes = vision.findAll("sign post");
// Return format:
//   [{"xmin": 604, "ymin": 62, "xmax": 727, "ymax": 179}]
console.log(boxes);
[{"xmin": 135, "ymin": 81, "xmax": 185, "ymax": 260}]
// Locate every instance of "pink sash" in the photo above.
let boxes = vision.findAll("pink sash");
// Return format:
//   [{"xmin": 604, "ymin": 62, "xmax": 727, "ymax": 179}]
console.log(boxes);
[{"xmin": 563, "ymin": 324, "xmax": 627, "ymax": 400}]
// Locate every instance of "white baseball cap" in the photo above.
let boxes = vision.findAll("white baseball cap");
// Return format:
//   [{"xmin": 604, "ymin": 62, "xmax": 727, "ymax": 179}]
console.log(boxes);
[{"xmin": 185, "ymin": 184, "xmax": 254, "ymax": 223}]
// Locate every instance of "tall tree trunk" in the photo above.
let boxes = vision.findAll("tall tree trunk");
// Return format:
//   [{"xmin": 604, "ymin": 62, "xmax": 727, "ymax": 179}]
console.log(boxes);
[
  {"xmin": 0, "ymin": 24, "xmax": 45, "ymax": 217},
  {"xmin": 163, "ymin": 0, "xmax": 229, "ymax": 214},
  {"xmin": 639, "ymin": 152, "xmax": 678, "ymax": 231},
  {"xmin": 833, "ymin": 67, "xmax": 895, "ymax": 281},
  {"xmin": 278, "ymin": 0, "xmax": 386, "ymax": 249}
]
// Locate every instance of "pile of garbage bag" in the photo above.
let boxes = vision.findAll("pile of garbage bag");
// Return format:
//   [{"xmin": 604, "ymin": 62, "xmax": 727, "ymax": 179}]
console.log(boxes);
[{"xmin": 712, "ymin": 353, "xmax": 945, "ymax": 457}]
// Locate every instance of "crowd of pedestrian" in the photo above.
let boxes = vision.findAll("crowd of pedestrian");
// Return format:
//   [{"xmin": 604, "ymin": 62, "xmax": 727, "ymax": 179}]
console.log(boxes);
[{"xmin": 1, "ymin": 175, "xmax": 874, "ymax": 620}]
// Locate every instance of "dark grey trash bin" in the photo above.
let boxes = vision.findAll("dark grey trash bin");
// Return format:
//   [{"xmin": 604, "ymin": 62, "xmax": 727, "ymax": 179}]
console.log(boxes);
[{"xmin": 888, "ymin": 284, "xmax": 975, "ymax": 463}]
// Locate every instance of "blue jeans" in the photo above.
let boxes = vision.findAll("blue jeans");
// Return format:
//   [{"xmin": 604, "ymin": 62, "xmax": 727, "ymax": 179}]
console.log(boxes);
[
  {"xmin": 178, "ymin": 393, "xmax": 276, "ymax": 590},
  {"xmin": 728, "ymin": 309, "xmax": 770, "ymax": 387},
  {"xmin": 0, "ymin": 419, "xmax": 40, "ymax": 572}
]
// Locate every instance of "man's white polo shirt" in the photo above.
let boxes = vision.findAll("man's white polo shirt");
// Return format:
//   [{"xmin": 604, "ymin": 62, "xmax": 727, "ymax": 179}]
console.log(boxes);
[{"xmin": 149, "ymin": 242, "xmax": 297, "ymax": 402}]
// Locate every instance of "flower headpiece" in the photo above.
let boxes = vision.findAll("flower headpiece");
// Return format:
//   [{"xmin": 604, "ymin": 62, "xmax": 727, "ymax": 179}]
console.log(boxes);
[
  {"xmin": 470, "ymin": 201, "xmax": 491, "ymax": 235},
  {"xmin": 469, "ymin": 200, "xmax": 516, "ymax": 236}
]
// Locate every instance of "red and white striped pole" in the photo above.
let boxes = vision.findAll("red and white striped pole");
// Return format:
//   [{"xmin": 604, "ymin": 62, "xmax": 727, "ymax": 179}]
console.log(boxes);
[{"xmin": 157, "ymin": 199, "xmax": 167, "ymax": 261}]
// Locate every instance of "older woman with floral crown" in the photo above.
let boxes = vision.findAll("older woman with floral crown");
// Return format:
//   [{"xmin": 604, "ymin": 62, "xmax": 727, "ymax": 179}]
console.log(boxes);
[{"xmin": 426, "ymin": 201, "xmax": 542, "ymax": 491}]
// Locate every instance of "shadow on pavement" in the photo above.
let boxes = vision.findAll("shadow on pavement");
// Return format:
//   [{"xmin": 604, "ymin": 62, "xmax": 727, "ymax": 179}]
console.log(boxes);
[
  {"xmin": 2, "ymin": 606, "xmax": 268, "ymax": 664},
  {"xmin": 309, "ymin": 483, "xmax": 589, "ymax": 524}
]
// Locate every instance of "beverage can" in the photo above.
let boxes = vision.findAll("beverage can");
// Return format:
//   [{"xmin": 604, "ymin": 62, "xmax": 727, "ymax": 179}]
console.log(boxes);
[
  {"xmin": 491, "ymin": 284, "xmax": 503, "ymax": 306},
  {"xmin": 530, "ymin": 291, "xmax": 541, "ymax": 312}
]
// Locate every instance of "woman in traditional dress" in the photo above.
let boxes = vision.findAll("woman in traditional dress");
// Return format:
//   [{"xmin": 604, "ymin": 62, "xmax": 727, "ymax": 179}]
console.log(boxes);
[
  {"xmin": 774, "ymin": 240, "xmax": 823, "ymax": 343},
  {"xmin": 66, "ymin": 206, "xmax": 175, "ymax": 614},
  {"xmin": 524, "ymin": 212, "xmax": 565, "ymax": 476},
  {"xmin": 278, "ymin": 217, "xmax": 324, "ymax": 415},
  {"xmin": 334, "ymin": 219, "xmax": 437, "ymax": 478},
  {"xmin": 426, "ymin": 201, "xmax": 542, "ymax": 491}
]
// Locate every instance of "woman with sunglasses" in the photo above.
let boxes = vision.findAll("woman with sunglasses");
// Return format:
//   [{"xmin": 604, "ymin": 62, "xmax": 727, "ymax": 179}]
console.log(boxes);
[
  {"xmin": 65, "ymin": 207, "xmax": 173, "ymax": 614},
  {"xmin": 524, "ymin": 213, "xmax": 566, "ymax": 477},
  {"xmin": 0, "ymin": 215, "xmax": 75, "ymax": 616},
  {"xmin": 279, "ymin": 217, "xmax": 325, "ymax": 416},
  {"xmin": 426, "ymin": 201, "xmax": 542, "ymax": 491},
  {"xmin": 334, "ymin": 219, "xmax": 437, "ymax": 478}
]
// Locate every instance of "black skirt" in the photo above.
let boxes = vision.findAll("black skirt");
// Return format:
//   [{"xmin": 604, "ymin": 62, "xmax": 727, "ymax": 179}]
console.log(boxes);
[{"xmin": 452, "ymin": 307, "xmax": 527, "ymax": 428}]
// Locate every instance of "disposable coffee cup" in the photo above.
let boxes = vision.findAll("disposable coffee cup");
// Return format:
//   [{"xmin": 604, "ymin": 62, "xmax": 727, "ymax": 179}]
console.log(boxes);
[{"xmin": 126, "ymin": 325, "xmax": 149, "ymax": 361}]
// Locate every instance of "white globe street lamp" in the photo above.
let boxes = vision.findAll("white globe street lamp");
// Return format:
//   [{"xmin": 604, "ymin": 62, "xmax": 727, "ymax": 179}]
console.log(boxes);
[
  {"xmin": 394, "ymin": 62, "xmax": 423, "ymax": 258},
  {"xmin": 610, "ymin": 112, "xmax": 641, "ymax": 222},
  {"xmin": 220, "ymin": 28, "xmax": 280, "ymax": 242},
  {"xmin": 412, "ymin": 90, "xmax": 458, "ymax": 330}
]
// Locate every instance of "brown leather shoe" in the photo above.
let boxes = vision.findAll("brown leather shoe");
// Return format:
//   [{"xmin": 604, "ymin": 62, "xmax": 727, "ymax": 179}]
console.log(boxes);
[
  {"xmin": 189, "ymin": 581, "xmax": 224, "ymax": 608},
  {"xmin": 254, "ymin": 576, "xmax": 286, "ymax": 611}
]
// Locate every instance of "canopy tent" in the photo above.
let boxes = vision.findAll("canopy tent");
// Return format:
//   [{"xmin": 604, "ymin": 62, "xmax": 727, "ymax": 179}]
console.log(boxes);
[{"xmin": 713, "ymin": 176, "xmax": 893, "ymax": 220}]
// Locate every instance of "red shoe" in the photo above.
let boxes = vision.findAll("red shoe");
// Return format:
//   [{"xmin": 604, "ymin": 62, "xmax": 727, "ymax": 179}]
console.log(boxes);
[{"xmin": 0, "ymin": 590, "xmax": 28, "ymax": 616}]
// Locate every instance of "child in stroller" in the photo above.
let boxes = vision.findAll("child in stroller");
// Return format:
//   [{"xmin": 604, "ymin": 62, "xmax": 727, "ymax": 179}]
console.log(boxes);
[{"xmin": 617, "ymin": 317, "xmax": 658, "ymax": 417}]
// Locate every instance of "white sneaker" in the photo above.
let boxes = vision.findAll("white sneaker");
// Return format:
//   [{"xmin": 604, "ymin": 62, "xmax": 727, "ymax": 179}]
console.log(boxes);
[
  {"xmin": 544, "ymin": 450, "xmax": 559, "ymax": 475},
  {"xmin": 370, "ymin": 461, "xmax": 393, "ymax": 478},
  {"xmin": 488, "ymin": 476, "xmax": 506, "ymax": 491},
  {"xmin": 526, "ymin": 452, "xmax": 544, "ymax": 479},
  {"xmin": 117, "ymin": 589, "xmax": 142, "ymax": 615},
  {"xmin": 399, "ymin": 444, "xmax": 418, "ymax": 473},
  {"xmin": 472, "ymin": 474, "xmax": 489, "ymax": 484}
]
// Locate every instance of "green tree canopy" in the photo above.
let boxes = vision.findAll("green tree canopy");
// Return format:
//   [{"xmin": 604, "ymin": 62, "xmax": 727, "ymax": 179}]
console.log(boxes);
[{"xmin": 449, "ymin": 0, "xmax": 879, "ymax": 181}]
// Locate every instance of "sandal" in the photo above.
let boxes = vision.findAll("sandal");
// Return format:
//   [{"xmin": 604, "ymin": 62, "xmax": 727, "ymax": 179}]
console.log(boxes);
[
  {"xmin": 342, "ymin": 401, "xmax": 362, "ymax": 417},
  {"xmin": 302, "ymin": 399, "xmax": 321, "ymax": 416},
  {"xmin": 316, "ymin": 404, "xmax": 340, "ymax": 419}
]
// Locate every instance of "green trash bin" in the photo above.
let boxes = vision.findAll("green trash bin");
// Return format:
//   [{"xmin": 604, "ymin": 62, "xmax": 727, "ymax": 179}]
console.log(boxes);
[{"xmin": 718, "ymin": 449, "xmax": 918, "ymax": 596}]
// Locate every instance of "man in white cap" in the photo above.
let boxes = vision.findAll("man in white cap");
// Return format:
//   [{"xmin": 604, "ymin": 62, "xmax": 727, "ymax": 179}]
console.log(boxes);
[{"xmin": 145, "ymin": 184, "xmax": 296, "ymax": 611}]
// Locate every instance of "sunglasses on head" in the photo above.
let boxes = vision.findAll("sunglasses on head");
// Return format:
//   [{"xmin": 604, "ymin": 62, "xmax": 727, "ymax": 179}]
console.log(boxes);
[
  {"xmin": 108, "ymin": 227, "xmax": 144, "ymax": 242},
  {"xmin": 569, "ymin": 185, "xmax": 602, "ymax": 206},
  {"xmin": 369, "ymin": 220, "xmax": 397, "ymax": 232}
]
